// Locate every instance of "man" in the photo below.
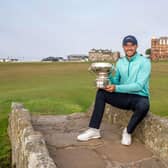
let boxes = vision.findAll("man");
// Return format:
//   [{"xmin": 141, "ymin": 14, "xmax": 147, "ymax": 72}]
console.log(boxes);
[{"xmin": 77, "ymin": 35, "xmax": 151, "ymax": 145}]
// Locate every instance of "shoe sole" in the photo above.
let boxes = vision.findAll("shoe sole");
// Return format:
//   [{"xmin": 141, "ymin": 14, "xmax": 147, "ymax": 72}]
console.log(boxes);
[
  {"xmin": 121, "ymin": 141, "xmax": 131, "ymax": 146},
  {"xmin": 77, "ymin": 136, "xmax": 101, "ymax": 141}
]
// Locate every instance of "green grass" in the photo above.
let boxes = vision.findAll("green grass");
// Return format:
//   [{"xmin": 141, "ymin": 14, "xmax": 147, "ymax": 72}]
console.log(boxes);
[
  {"xmin": 150, "ymin": 62, "xmax": 168, "ymax": 116},
  {"xmin": 0, "ymin": 61, "xmax": 168, "ymax": 167}
]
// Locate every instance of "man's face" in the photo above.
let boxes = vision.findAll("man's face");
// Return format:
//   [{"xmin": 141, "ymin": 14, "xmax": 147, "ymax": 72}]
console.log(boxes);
[{"xmin": 123, "ymin": 42, "xmax": 138, "ymax": 57}]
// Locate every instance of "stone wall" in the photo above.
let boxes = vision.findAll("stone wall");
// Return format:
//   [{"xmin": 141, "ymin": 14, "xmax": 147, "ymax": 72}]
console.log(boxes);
[
  {"xmin": 8, "ymin": 102, "xmax": 57, "ymax": 168},
  {"xmin": 8, "ymin": 102, "xmax": 168, "ymax": 167},
  {"xmin": 87, "ymin": 103, "xmax": 168, "ymax": 164}
]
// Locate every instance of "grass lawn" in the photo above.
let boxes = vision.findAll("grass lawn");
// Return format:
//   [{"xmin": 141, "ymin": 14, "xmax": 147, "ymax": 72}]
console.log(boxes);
[{"xmin": 0, "ymin": 61, "xmax": 168, "ymax": 167}]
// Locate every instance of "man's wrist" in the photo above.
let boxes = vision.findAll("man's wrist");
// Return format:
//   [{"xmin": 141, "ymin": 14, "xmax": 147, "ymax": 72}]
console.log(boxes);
[{"xmin": 113, "ymin": 85, "xmax": 116, "ymax": 92}]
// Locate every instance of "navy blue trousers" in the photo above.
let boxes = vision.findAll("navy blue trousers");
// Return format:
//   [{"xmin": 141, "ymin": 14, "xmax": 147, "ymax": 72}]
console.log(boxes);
[{"xmin": 89, "ymin": 89, "xmax": 150, "ymax": 134}]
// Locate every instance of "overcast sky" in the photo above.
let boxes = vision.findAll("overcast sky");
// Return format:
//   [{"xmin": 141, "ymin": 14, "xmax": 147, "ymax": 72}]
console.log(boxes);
[{"xmin": 0, "ymin": 0, "xmax": 168, "ymax": 60}]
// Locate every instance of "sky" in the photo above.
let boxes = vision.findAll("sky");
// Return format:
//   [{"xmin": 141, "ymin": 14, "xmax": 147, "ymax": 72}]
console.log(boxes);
[{"xmin": 0, "ymin": 0, "xmax": 168, "ymax": 60}]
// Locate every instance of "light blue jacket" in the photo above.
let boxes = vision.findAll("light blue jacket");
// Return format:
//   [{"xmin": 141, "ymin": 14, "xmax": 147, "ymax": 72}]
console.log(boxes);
[{"xmin": 108, "ymin": 52, "xmax": 151, "ymax": 97}]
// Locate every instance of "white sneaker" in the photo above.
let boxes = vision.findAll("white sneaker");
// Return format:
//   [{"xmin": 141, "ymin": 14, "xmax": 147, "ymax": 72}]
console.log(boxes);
[
  {"xmin": 77, "ymin": 128, "xmax": 101, "ymax": 141},
  {"xmin": 121, "ymin": 127, "xmax": 132, "ymax": 146}
]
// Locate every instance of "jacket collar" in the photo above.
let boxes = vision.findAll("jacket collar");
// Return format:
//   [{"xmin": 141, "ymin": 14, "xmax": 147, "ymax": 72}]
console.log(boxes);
[{"xmin": 125, "ymin": 52, "xmax": 139, "ymax": 62}]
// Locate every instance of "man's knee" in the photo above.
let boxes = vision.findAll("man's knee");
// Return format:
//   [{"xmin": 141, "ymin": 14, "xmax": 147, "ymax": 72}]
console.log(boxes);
[
  {"xmin": 135, "ymin": 98, "xmax": 150, "ymax": 115},
  {"xmin": 96, "ymin": 88, "xmax": 106, "ymax": 99}
]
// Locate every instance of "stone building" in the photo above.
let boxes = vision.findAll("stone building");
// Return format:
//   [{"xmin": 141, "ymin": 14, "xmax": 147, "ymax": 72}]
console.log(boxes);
[
  {"xmin": 151, "ymin": 36, "xmax": 168, "ymax": 60},
  {"xmin": 67, "ymin": 54, "xmax": 88, "ymax": 62},
  {"xmin": 88, "ymin": 49, "xmax": 120, "ymax": 62}
]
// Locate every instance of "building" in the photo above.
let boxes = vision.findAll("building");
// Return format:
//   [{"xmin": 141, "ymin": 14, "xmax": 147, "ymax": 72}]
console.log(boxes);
[
  {"xmin": 42, "ymin": 56, "xmax": 64, "ymax": 62},
  {"xmin": 88, "ymin": 48, "xmax": 120, "ymax": 62},
  {"xmin": 0, "ymin": 57, "xmax": 19, "ymax": 62},
  {"xmin": 67, "ymin": 55, "xmax": 88, "ymax": 62},
  {"xmin": 0, "ymin": 58, "xmax": 9, "ymax": 62},
  {"xmin": 151, "ymin": 36, "xmax": 168, "ymax": 60}
]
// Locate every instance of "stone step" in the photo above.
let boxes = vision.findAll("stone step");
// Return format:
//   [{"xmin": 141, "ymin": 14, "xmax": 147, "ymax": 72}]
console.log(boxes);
[{"xmin": 32, "ymin": 113, "xmax": 168, "ymax": 168}]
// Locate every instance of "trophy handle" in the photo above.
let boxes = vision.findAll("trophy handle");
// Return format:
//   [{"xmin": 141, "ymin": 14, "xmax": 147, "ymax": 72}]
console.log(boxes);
[
  {"xmin": 88, "ymin": 66, "xmax": 96, "ymax": 76},
  {"xmin": 88, "ymin": 66, "xmax": 91, "ymax": 71}
]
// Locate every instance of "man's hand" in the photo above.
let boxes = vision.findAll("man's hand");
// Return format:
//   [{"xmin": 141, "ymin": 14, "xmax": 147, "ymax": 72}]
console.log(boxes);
[{"xmin": 104, "ymin": 85, "xmax": 116, "ymax": 92}]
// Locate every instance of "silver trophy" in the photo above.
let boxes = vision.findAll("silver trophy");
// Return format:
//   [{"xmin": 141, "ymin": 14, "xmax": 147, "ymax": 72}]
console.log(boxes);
[{"xmin": 88, "ymin": 62, "xmax": 114, "ymax": 88}]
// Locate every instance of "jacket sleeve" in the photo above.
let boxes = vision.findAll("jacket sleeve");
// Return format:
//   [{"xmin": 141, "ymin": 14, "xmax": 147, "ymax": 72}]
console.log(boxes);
[
  {"xmin": 115, "ymin": 59, "xmax": 151, "ymax": 93},
  {"xmin": 108, "ymin": 61, "xmax": 121, "ymax": 85}
]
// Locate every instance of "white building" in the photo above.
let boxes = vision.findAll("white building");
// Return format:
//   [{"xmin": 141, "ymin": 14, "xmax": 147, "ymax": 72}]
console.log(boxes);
[{"xmin": 0, "ymin": 57, "xmax": 19, "ymax": 62}]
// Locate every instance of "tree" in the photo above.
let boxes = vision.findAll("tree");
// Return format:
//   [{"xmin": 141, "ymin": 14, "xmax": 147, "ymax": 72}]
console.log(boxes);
[{"xmin": 145, "ymin": 48, "xmax": 151, "ymax": 55}]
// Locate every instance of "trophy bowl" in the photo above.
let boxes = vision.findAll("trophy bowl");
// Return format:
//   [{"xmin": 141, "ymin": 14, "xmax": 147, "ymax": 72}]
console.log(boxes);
[{"xmin": 88, "ymin": 62, "xmax": 112, "ymax": 88}]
